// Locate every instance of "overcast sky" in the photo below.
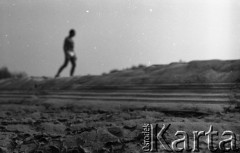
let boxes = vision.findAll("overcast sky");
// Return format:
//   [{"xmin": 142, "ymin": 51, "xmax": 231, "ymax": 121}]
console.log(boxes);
[{"xmin": 0, "ymin": 0, "xmax": 240, "ymax": 76}]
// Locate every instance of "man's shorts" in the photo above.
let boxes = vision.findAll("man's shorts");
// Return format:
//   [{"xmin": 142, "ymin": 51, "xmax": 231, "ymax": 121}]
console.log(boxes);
[{"xmin": 67, "ymin": 51, "xmax": 76, "ymax": 59}]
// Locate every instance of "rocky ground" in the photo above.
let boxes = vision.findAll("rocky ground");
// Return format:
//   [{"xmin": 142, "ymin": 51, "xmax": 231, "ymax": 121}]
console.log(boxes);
[
  {"xmin": 0, "ymin": 95, "xmax": 240, "ymax": 153},
  {"xmin": 0, "ymin": 59, "xmax": 239, "ymax": 152}
]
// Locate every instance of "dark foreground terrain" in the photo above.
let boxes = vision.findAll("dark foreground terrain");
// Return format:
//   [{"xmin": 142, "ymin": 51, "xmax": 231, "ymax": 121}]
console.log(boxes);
[
  {"xmin": 0, "ymin": 59, "xmax": 239, "ymax": 153},
  {"xmin": 0, "ymin": 84, "xmax": 239, "ymax": 153}
]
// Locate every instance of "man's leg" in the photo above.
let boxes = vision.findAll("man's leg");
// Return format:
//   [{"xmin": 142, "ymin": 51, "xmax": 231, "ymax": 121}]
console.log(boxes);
[
  {"xmin": 70, "ymin": 57, "xmax": 76, "ymax": 76},
  {"xmin": 55, "ymin": 57, "xmax": 69, "ymax": 77}
]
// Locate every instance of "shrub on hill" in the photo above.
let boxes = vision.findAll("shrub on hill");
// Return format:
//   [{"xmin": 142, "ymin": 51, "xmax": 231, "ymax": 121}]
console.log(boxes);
[{"xmin": 0, "ymin": 67, "xmax": 27, "ymax": 80}]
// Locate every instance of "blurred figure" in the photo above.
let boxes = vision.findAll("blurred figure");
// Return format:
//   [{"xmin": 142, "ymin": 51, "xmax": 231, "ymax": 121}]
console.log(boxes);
[{"xmin": 55, "ymin": 29, "xmax": 77, "ymax": 77}]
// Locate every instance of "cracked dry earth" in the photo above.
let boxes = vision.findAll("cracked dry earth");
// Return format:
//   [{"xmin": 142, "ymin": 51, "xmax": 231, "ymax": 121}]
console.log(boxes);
[
  {"xmin": 0, "ymin": 97, "xmax": 240, "ymax": 153},
  {"xmin": 0, "ymin": 97, "xmax": 149, "ymax": 153}
]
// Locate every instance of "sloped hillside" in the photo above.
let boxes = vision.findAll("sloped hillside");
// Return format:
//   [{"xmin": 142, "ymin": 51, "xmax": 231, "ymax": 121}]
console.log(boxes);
[{"xmin": 0, "ymin": 59, "xmax": 239, "ymax": 90}]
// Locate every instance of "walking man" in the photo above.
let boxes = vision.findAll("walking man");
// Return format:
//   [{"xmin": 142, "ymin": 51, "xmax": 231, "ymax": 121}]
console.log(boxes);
[{"xmin": 55, "ymin": 29, "xmax": 77, "ymax": 77}]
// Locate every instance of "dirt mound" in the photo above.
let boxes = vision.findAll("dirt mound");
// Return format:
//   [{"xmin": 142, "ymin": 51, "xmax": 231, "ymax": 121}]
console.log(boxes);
[{"xmin": 0, "ymin": 59, "xmax": 239, "ymax": 90}]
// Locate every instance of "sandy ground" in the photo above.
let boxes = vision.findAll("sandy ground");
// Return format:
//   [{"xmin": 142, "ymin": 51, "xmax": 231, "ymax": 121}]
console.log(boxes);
[{"xmin": 0, "ymin": 94, "xmax": 239, "ymax": 153}]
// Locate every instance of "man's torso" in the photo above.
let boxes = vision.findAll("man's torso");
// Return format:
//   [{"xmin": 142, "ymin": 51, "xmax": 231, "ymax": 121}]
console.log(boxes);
[
  {"xmin": 64, "ymin": 37, "xmax": 75, "ymax": 58},
  {"xmin": 64, "ymin": 37, "xmax": 74, "ymax": 51}
]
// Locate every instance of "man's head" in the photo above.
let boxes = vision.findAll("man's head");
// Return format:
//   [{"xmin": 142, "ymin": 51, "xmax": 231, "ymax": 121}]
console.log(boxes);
[{"xmin": 69, "ymin": 29, "xmax": 76, "ymax": 37}]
